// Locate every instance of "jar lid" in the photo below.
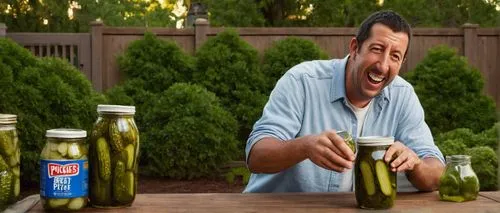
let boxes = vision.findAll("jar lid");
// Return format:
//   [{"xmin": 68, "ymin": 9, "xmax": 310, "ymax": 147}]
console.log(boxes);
[
  {"xmin": 357, "ymin": 136, "xmax": 394, "ymax": 146},
  {"xmin": 0, "ymin": 114, "xmax": 17, "ymax": 124},
  {"xmin": 46, "ymin": 128, "xmax": 87, "ymax": 138},
  {"xmin": 97, "ymin": 104, "xmax": 135, "ymax": 114}
]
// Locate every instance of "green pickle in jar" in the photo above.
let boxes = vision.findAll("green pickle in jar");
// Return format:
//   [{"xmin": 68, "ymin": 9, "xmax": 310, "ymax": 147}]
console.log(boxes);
[
  {"xmin": 439, "ymin": 155, "xmax": 479, "ymax": 202},
  {"xmin": 40, "ymin": 129, "xmax": 89, "ymax": 211},
  {"xmin": 89, "ymin": 105, "xmax": 139, "ymax": 208},
  {"xmin": 0, "ymin": 114, "xmax": 20, "ymax": 211},
  {"xmin": 355, "ymin": 136, "xmax": 396, "ymax": 210}
]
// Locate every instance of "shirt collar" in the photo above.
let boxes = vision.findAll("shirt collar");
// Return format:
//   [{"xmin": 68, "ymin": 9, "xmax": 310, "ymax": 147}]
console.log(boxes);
[{"xmin": 330, "ymin": 55, "xmax": 391, "ymax": 104}]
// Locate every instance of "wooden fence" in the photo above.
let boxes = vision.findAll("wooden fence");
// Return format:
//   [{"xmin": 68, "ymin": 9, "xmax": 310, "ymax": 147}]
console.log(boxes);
[{"xmin": 1, "ymin": 20, "xmax": 499, "ymax": 109}]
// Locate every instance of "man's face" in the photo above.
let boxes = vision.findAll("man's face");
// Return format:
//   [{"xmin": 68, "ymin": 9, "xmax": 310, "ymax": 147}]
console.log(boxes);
[{"xmin": 346, "ymin": 23, "xmax": 409, "ymax": 107}]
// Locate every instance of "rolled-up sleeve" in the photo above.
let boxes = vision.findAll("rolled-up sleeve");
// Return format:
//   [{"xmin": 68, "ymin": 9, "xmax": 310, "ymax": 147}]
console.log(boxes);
[
  {"xmin": 245, "ymin": 73, "xmax": 305, "ymax": 163},
  {"xmin": 396, "ymin": 88, "xmax": 445, "ymax": 165}
]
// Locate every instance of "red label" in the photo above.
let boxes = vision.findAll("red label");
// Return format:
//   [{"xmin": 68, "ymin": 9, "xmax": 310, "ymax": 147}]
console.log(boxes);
[{"xmin": 48, "ymin": 163, "xmax": 79, "ymax": 178}]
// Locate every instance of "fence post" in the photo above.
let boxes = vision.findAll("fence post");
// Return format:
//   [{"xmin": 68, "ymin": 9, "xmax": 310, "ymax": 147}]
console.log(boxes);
[
  {"xmin": 462, "ymin": 23, "xmax": 479, "ymax": 68},
  {"xmin": 91, "ymin": 20, "xmax": 104, "ymax": 92},
  {"xmin": 0, "ymin": 23, "xmax": 6, "ymax": 37},
  {"xmin": 194, "ymin": 18, "xmax": 209, "ymax": 52}
]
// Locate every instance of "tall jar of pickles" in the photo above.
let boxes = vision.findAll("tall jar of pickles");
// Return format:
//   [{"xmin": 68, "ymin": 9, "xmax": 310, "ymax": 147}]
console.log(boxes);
[
  {"xmin": 355, "ymin": 136, "xmax": 396, "ymax": 210},
  {"xmin": 0, "ymin": 114, "xmax": 20, "ymax": 211},
  {"xmin": 40, "ymin": 129, "xmax": 89, "ymax": 211},
  {"xmin": 89, "ymin": 105, "xmax": 139, "ymax": 208}
]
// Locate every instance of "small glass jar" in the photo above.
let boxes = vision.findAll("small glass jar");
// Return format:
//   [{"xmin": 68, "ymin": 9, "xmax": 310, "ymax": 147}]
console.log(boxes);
[
  {"xmin": 89, "ymin": 105, "xmax": 139, "ymax": 208},
  {"xmin": 439, "ymin": 155, "xmax": 479, "ymax": 202},
  {"xmin": 40, "ymin": 129, "xmax": 89, "ymax": 211},
  {"xmin": 0, "ymin": 114, "xmax": 20, "ymax": 211},
  {"xmin": 355, "ymin": 136, "xmax": 396, "ymax": 210}
]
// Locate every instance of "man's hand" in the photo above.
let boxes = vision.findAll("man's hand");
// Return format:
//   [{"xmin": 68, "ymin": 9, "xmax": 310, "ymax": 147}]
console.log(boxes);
[
  {"xmin": 384, "ymin": 141, "xmax": 422, "ymax": 172},
  {"xmin": 305, "ymin": 130, "xmax": 355, "ymax": 172}
]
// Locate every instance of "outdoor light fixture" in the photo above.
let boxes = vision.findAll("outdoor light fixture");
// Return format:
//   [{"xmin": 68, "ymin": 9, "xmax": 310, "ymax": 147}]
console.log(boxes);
[{"xmin": 185, "ymin": 2, "xmax": 208, "ymax": 28}]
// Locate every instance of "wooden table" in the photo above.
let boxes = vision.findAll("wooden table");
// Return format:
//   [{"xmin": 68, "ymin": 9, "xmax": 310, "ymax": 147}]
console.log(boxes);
[{"xmin": 28, "ymin": 192, "xmax": 500, "ymax": 212}]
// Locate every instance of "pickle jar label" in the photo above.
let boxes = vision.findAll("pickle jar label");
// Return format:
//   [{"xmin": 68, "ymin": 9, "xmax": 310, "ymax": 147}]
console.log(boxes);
[{"xmin": 40, "ymin": 159, "xmax": 88, "ymax": 198}]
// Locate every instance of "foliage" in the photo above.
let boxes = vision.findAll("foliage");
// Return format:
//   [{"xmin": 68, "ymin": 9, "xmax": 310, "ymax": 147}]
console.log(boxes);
[
  {"xmin": 466, "ymin": 146, "xmax": 498, "ymax": 191},
  {"xmin": 435, "ymin": 124, "xmax": 499, "ymax": 191},
  {"xmin": 117, "ymin": 32, "xmax": 195, "ymax": 93},
  {"xmin": 199, "ymin": 0, "xmax": 265, "ymax": 27},
  {"xmin": 193, "ymin": 30, "xmax": 268, "ymax": 146},
  {"xmin": 403, "ymin": 45, "xmax": 497, "ymax": 135},
  {"xmin": 307, "ymin": 0, "xmax": 380, "ymax": 27},
  {"xmin": 262, "ymin": 37, "xmax": 328, "ymax": 90},
  {"xmin": 0, "ymin": 0, "xmax": 176, "ymax": 32},
  {"xmin": 0, "ymin": 38, "xmax": 106, "ymax": 184},
  {"xmin": 225, "ymin": 167, "xmax": 250, "ymax": 185},
  {"xmin": 141, "ymin": 83, "xmax": 239, "ymax": 179}
]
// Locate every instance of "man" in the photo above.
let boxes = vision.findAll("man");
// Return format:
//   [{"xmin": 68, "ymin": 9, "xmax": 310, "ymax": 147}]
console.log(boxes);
[{"xmin": 244, "ymin": 10, "xmax": 444, "ymax": 193}]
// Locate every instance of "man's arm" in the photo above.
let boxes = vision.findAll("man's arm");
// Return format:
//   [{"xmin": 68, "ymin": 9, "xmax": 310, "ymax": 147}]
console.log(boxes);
[
  {"xmin": 248, "ymin": 132, "xmax": 355, "ymax": 174},
  {"xmin": 406, "ymin": 157, "xmax": 444, "ymax": 191}
]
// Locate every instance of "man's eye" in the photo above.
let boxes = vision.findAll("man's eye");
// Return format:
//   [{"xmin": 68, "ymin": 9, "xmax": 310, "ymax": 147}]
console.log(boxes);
[
  {"xmin": 371, "ymin": 47, "xmax": 382, "ymax": 53},
  {"xmin": 391, "ymin": 54, "xmax": 401, "ymax": 62}
]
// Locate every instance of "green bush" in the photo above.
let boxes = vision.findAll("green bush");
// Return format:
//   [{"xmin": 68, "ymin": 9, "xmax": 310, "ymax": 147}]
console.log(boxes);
[
  {"xmin": 262, "ymin": 37, "xmax": 328, "ymax": 90},
  {"xmin": 117, "ymin": 32, "xmax": 195, "ymax": 93},
  {"xmin": 0, "ymin": 38, "xmax": 106, "ymax": 185},
  {"xmin": 193, "ymin": 30, "xmax": 268, "ymax": 146},
  {"xmin": 141, "ymin": 83, "xmax": 239, "ymax": 179},
  {"xmin": 435, "ymin": 125, "xmax": 499, "ymax": 191},
  {"xmin": 403, "ymin": 45, "xmax": 497, "ymax": 134},
  {"xmin": 466, "ymin": 146, "xmax": 498, "ymax": 191}
]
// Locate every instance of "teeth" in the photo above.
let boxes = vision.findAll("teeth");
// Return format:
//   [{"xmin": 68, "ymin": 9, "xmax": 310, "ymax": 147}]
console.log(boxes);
[{"xmin": 368, "ymin": 72, "xmax": 384, "ymax": 82}]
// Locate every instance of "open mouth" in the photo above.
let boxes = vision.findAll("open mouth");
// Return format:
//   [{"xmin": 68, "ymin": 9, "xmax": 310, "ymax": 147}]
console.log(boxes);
[{"xmin": 367, "ymin": 72, "xmax": 385, "ymax": 84}]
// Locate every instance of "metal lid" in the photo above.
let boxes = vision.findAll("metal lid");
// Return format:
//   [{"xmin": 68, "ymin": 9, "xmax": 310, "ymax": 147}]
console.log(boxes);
[
  {"xmin": 357, "ymin": 136, "xmax": 394, "ymax": 146},
  {"xmin": 97, "ymin": 104, "xmax": 135, "ymax": 115},
  {"xmin": 46, "ymin": 128, "xmax": 87, "ymax": 138},
  {"xmin": 0, "ymin": 114, "xmax": 17, "ymax": 124}
]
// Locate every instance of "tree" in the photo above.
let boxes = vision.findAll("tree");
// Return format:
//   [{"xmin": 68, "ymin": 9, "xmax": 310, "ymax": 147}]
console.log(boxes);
[
  {"xmin": 307, "ymin": 0, "xmax": 380, "ymax": 27},
  {"xmin": 0, "ymin": 0, "xmax": 176, "ymax": 32},
  {"xmin": 198, "ymin": 0, "xmax": 265, "ymax": 27}
]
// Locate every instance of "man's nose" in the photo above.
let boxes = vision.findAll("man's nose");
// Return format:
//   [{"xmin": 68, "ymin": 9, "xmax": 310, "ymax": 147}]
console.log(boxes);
[{"xmin": 377, "ymin": 53, "xmax": 390, "ymax": 73}]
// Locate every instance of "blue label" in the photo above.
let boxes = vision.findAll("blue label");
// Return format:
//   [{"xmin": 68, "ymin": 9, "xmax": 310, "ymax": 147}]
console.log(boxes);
[{"xmin": 40, "ymin": 159, "xmax": 88, "ymax": 198}]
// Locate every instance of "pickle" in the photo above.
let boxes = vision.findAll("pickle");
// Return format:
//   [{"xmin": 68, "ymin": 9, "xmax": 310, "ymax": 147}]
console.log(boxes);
[
  {"xmin": 109, "ymin": 122, "xmax": 124, "ymax": 152},
  {"xmin": 0, "ymin": 132, "xmax": 14, "ymax": 156},
  {"xmin": 67, "ymin": 143, "xmax": 82, "ymax": 159},
  {"xmin": 57, "ymin": 142, "xmax": 68, "ymax": 156},
  {"xmin": 67, "ymin": 197, "xmax": 86, "ymax": 210},
  {"xmin": 11, "ymin": 167, "xmax": 19, "ymax": 177},
  {"xmin": 91, "ymin": 118, "xmax": 109, "ymax": 140},
  {"xmin": 49, "ymin": 151, "xmax": 64, "ymax": 160},
  {"xmin": 40, "ymin": 147, "xmax": 50, "ymax": 159},
  {"xmin": 12, "ymin": 177, "xmax": 19, "ymax": 197},
  {"xmin": 375, "ymin": 160, "xmax": 392, "ymax": 196},
  {"xmin": 125, "ymin": 144, "xmax": 135, "ymax": 170},
  {"xmin": 113, "ymin": 161, "xmax": 133, "ymax": 203},
  {"xmin": 0, "ymin": 156, "xmax": 8, "ymax": 171},
  {"xmin": 461, "ymin": 176, "xmax": 479, "ymax": 201},
  {"xmin": 90, "ymin": 160, "xmax": 112, "ymax": 205},
  {"xmin": 96, "ymin": 138, "xmax": 111, "ymax": 181},
  {"xmin": 47, "ymin": 198, "xmax": 69, "ymax": 208},
  {"xmin": 441, "ymin": 194, "xmax": 465, "ymax": 202},
  {"xmin": 8, "ymin": 150, "xmax": 19, "ymax": 167},
  {"xmin": 0, "ymin": 172, "xmax": 12, "ymax": 203},
  {"xmin": 360, "ymin": 160, "xmax": 376, "ymax": 196}
]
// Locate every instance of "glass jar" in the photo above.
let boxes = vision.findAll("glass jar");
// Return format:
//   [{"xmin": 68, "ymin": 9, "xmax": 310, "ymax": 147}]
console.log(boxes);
[
  {"xmin": 439, "ymin": 155, "xmax": 479, "ymax": 202},
  {"xmin": 40, "ymin": 128, "xmax": 89, "ymax": 211},
  {"xmin": 89, "ymin": 105, "xmax": 139, "ymax": 208},
  {"xmin": 0, "ymin": 114, "xmax": 20, "ymax": 211},
  {"xmin": 355, "ymin": 136, "xmax": 396, "ymax": 210}
]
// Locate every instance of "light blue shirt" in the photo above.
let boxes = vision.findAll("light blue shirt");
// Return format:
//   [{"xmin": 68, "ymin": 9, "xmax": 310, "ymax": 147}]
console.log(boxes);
[{"xmin": 244, "ymin": 56, "xmax": 444, "ymax": 193}]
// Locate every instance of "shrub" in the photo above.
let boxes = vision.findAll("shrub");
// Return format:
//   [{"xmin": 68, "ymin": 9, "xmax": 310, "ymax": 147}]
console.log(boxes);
[
  {"xmin": 117, "ymin": 32, "xmax": 195, "ymax": 93},
  {"xmin": 193, "ymin": 30, "xmax": 268, "ymax": 146},
  {"xmin": 403, "ymin": 45, "xmax": 497, "ymax": 134},
  {"xmin": 0, "ymin": 38, "xmax": 106, "ymax": 185},
  {"xmin": 262, "ymin": 37, "xmax": 329, "ymax": 90},
  {"xmin": 141, "ymin": 83, "xmax": 239, "ymax": 179},
  {"xmin": 466, "ymin": 146, "xmax": 498, "ymax": 191}
]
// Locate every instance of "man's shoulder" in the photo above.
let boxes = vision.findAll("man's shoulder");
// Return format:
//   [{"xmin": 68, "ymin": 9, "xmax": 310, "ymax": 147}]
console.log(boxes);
[{"xmin": 284, "ymin": 59, "xmax": 341, "ymax": 80}]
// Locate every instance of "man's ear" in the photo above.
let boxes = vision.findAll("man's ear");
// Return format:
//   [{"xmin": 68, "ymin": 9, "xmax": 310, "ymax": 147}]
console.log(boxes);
[{"xmin": 349, "ymin": 37, "xmax": 359, "ymax": 59}]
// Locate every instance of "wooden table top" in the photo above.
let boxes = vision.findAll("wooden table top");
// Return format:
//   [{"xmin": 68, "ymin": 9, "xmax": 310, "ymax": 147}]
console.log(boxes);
[{"xmin": 28, "ymin": 192, "xmax": 500, "ymax": 212}]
